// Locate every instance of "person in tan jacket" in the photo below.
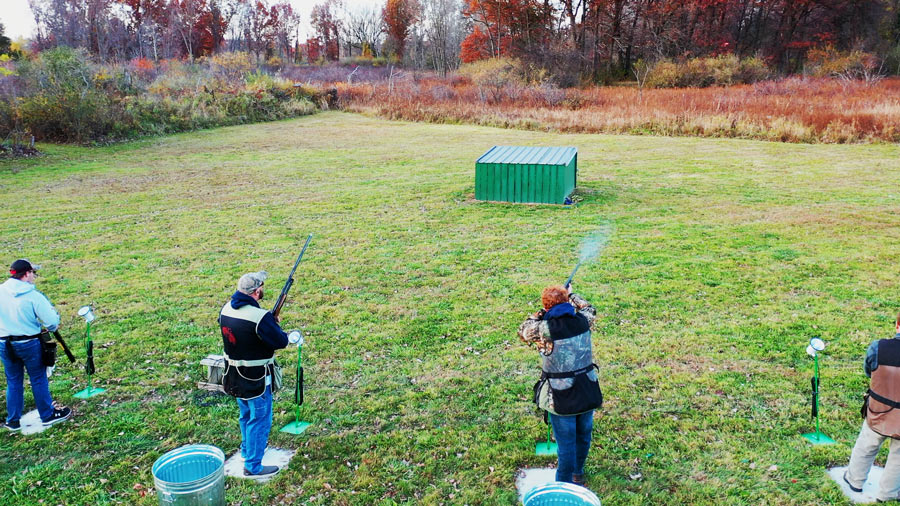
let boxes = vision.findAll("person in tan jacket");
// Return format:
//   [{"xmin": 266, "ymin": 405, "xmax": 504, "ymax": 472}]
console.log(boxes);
[{"xmin": 845, "ymin": 312, "xmax": 900, "ymax": 501}]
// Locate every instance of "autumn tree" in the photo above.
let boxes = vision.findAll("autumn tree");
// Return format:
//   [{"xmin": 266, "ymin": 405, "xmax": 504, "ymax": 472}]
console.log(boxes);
[
  {"xmin": 310, "ymin": 0, "xmax": 342, "ymax": 60},
  {"xmin": 383, "ymin": 0, "xmax": 421, "ymax": 59},
  {"xmin": 460, "ymin": 0, "xmax": 553, "ymax": 63},
  {"xmin": 304, "ymin": 36, "xmax": 322, "ymax": 62},
  {"xmin": 239, "ymin": 1, "xmax": 275, "ymax": 60},
  {"xmin": 271, "ymin": 2, "xmax": 300, "ymax": 60},
  {"xmin": 201, "ymin": 0, "xmax": 241, "ymax": 55},
  {"xmin": 21, "ymin": 0, "xmax": 899, "ymax": 78}
]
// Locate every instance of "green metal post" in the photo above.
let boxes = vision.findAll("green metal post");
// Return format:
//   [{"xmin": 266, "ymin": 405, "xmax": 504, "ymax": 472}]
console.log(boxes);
[
  {"xmin": 295, "ymin": 344, "xmax": 301, "ymax": 424},
  {"xmin": 86, "ymin": 321, "xmax": 92, "ymax": 392},
  {"xmin": 74, "ymin": 317, "xmax": 104, "ymax": 398},
  {"xmin": 814, "ymin": 354, "xmax": 820, "ymax": 435},
  {"xmin": 802, "ymin": 348, "xmax": 833, "ymax": 444},
  {"xmin": 280, "ymin": 341, "xmax": 311, "ymax": 435},
  {"xmin": 535, "ymin": 413, "xmax": 558, "ymax": 456}
]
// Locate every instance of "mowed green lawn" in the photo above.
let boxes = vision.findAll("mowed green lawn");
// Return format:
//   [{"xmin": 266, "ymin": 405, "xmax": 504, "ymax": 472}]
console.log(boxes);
[{"xmin": 1, "ymin": 112, "xmax": 899, "ymax": 505}]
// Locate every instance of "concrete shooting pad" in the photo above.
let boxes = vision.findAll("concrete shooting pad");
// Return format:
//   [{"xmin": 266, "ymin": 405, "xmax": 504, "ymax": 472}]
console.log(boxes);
[
  {"xmin": 16, "ymin": 409, "xmax": 50, "ymax": 435},
  {"xmin": 224, "ymin": 447, "xmax": 295, "ymax": 483},
  {"xmin": 516, "ymin": 467, "xmax": 557, "ymax": 501},
  {"xmin": 828, "ymin": 465, "xmax": 886, "ymax": 503}
]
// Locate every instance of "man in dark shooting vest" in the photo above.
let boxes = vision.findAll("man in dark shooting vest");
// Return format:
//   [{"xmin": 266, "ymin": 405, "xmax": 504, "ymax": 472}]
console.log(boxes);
[
  {"xmin": 845, "ymin": 313, "xmax": 900, "ymax": 501},
  {"xmin": 519, "ymin": 284, "xmax": 602, "ymax": 486},
  {"xmin": 219, "ymin": 271, "xmax": 288, "ymax": 477}
]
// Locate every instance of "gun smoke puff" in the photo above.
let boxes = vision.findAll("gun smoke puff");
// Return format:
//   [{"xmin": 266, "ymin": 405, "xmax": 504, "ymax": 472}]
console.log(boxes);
[{"xmin": 578, "ymin": 224, "xmax": 614, "ymax": 265}]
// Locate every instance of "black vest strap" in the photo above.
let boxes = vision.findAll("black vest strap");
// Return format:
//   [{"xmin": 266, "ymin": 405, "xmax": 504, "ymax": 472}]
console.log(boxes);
[
  {"xmin": 869, "ymin": 389, "xmax": 900, "ymax": 410},
  {"xmin": 542, "ymin": 363, "xmax": 597, "ymax": 379}
]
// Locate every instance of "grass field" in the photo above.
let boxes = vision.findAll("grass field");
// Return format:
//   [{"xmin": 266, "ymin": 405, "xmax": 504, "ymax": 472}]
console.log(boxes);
[{"xmin": 1, "ymin": 111, "xmax": 899, "ymax": 505}]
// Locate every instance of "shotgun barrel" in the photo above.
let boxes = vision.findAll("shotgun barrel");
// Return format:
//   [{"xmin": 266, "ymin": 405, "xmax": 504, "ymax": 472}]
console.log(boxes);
[
  {"xmin": 272, "ymin": 234, "xmax": 313, "ymax": 319},
  {"xmin": 564, "ymin": 262, "xmax": 582, "ymax": 289}
]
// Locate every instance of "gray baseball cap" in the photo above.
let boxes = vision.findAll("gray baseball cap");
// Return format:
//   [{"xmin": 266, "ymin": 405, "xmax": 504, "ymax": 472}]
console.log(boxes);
[{"xmin": 237, "ymin": 271, "xmax": 268, "ymax": 294}]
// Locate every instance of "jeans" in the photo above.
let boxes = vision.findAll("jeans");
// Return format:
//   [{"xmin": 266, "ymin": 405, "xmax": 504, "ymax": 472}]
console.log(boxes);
[
  {"xmin": 237, "ymin": 385, "xmax": 273, "ymax": 473},
  {"xmin": 847, "ymin": 420, "xmax": 900, "ymax": 501},
  {"xmin": 0, "ymin": 338, "xmax": 55, "ymax": 423},
  {"xmin": 550, "ymin": 410, "xmax": 594, "ymax": 483}
]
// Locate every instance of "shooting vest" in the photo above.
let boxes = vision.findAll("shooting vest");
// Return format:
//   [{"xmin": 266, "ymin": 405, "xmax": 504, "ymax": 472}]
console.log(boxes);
[
  {"xmin": 219, "ymin": 302, "xmax": 275, "ymax": 399},
  {"xmin": 867, "ymin": 338, "xmax": 900, "ymax": 438},
  {"xmin": 534, "ymin": 311, "xmax": 603, "ymax": 415}
]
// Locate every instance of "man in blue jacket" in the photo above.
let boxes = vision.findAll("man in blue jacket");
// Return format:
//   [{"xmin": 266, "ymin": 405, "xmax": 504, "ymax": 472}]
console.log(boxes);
[
  {"xmin": 0, "ymin": 259, "xmax": 72, "ymax": 431},
  {"xmin": 219, "ymin": 271, "xmax": 289, "ymax": 477}
]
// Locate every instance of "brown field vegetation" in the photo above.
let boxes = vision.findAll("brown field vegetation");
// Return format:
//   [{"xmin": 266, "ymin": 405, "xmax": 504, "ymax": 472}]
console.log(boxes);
[{"xmin": 338, "ymin": 76, "xmax": 900, "ymax": 144}]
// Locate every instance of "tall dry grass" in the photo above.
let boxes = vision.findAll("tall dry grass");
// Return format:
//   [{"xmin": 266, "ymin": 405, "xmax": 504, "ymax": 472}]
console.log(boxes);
[{"xmin": 336, "ymin": 76, "xmax": 900, "ymax": 143}]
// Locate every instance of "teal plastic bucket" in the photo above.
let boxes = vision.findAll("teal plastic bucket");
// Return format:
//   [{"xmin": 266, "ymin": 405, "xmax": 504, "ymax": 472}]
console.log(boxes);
[
  {"xmin": 523, "ymin": 482, "xmax": 602, "ymax": 506},
  {"xmin": 152, "ymin": 444, "xmax": 225, "ymax": 505}
]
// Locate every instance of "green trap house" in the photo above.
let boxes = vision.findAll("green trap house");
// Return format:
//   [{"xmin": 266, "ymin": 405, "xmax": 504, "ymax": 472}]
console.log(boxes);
[{"xmin": 475, "ymin": 146, "xmax": 578, "ymax": 204}]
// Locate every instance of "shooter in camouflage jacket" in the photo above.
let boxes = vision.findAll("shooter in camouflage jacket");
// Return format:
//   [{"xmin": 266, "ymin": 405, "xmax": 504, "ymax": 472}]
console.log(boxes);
[
  {"xmin": 519, "ymin": 290, "xmax": 596, "ymax": 358},
  {"xmin": 518, "ymin": 285, "xmax": 602, "ymax": 485}
]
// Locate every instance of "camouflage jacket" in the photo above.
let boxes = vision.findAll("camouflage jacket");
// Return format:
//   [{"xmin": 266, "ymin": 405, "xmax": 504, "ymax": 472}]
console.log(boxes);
[
  {"xmin": 519, "ymin": 293, "xmax": 599, "ymax": 414},
  {"xmin": 517, "ymin": 293, "xmax": 596, "ymax": 356}
]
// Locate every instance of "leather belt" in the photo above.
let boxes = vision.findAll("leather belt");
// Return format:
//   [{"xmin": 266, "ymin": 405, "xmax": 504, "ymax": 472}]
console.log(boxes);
[{"xmin": 0, "ymin": 335, "xmax": 40, "ymax": 342}]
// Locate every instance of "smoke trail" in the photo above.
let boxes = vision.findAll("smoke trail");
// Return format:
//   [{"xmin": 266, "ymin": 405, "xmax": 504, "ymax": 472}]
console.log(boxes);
[{"xmin": 578, "ymin": 223, "xmax": 614, "ymax": 264}]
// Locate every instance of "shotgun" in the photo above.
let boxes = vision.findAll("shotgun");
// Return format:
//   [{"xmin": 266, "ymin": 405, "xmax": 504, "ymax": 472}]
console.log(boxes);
[
  {"xmin": 272, "ymin": 234, "xmax": 313, "ymax": 320},
  {"xmin": 564, "ymin": 261, "xmax": 582, "ymax": 289},
  {"xmin": 52, "ymin": 330, "xmax": 77, "ymax": 363}
]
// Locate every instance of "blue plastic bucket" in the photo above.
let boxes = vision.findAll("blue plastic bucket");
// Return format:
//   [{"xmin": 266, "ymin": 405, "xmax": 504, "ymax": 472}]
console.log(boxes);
[
  {"xmin": 523, "ymin": 481, "xmax": 602, "ymax": 506},
  {"xmin": 152, "ymin": 444, "xmax": 225, "ymax": 505}
]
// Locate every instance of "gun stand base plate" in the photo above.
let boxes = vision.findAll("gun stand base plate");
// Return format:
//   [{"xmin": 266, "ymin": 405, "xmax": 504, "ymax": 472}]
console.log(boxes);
[
  {"xmin": 74, "ymin": 386, "xmax": 105, "ymax": 399},
  {"xmin": 280, "ymin": 421, "xmax": 311, "ymax": 434},
  {"xmin": 535, "ymin": 442, "xmax": 557, "ymax": 456},
  {"xmin": 802, "ymin": 431, "xmax": 835, "ymax": 445}
]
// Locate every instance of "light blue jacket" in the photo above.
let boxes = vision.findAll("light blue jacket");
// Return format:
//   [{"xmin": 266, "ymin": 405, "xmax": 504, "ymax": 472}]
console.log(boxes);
[{"xmin": 0, "ymin": 278, "xmax": 60, "ymax": 337}]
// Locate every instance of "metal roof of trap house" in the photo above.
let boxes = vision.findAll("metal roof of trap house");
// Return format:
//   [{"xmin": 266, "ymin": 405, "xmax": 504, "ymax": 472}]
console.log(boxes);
[{"xmin": 477, "ymin": 146, "xmax": 577, "ymax": 166}]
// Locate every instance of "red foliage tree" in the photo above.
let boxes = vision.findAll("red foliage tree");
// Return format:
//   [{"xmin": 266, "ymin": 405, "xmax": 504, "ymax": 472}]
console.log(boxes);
[
  {"xmin": 460, "ymin": 0, "xmax": 553, "ymax": 62},
  {"xmin": 243, "ymin": 0, "xmax": 278, "ymax": 60},
  {"xmin": 460, "ymin": 26, "xmax": 491, "ymax": 63},
  {"xmin": 270, "ymin": 2, "xmax": 300, "ymax": 61},
  {"xmin": 195, "ymin": 0, "xmax": 229, "ymax": 56},
  {"xmin": 382, "ymin": 0, "xmax": 421, "ymax": 59},
  {"xmin": 305, "ymin": 37, "xmax": 322, "ymax": 62},
  {"xmin": 310, "ymin": 0, "xmax": 342, "ymax": 61}
]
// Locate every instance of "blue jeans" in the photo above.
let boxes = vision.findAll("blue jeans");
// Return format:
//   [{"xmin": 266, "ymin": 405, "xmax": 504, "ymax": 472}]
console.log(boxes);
[
  {"xmin": 0, "ymin": 338, "xmax": 55, "ymax": 423},
  {"xmin": 237, "ymin": 385, "xmax": 273, "ymax": 473},
  {"xmin": 550, "ymin": 410, "xmax": 594, "ymax": 483}
]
